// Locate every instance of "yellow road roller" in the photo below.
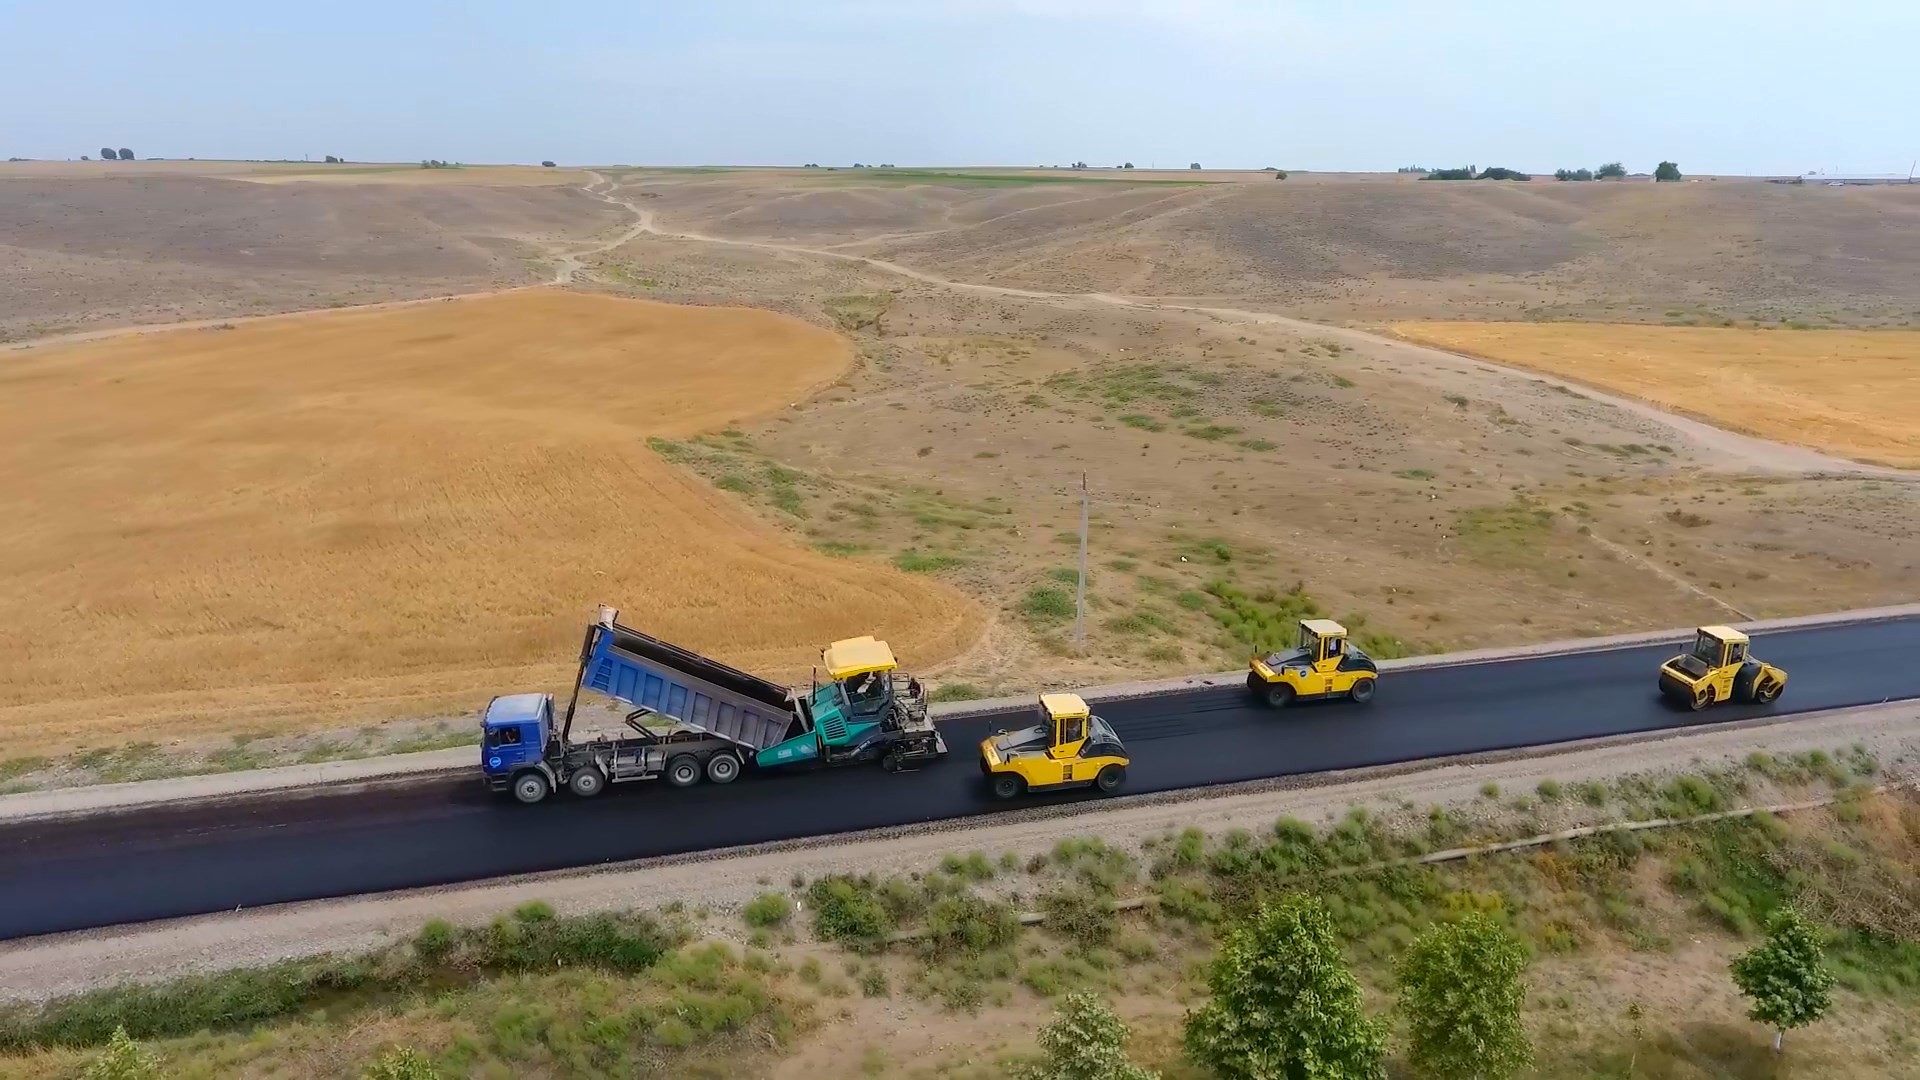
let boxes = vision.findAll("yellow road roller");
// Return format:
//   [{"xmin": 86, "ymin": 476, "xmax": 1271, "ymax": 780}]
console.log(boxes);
[
  {"xmin": 1247, "ymin": 618, "xmax": 1379, "ymax": 708},
  {"xmin": 978, "ymin": 693, "xmax": 1130, "ymax": 800},
  {"xmin": 1658, "ymin": 626, "xmax": 1787, "ymax": 710}
]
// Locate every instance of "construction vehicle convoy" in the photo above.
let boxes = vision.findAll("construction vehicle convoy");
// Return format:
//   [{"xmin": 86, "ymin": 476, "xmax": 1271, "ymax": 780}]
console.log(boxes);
[
  {"xmin": 1247, "ymin": 618, "xmax": 1379, "ymax": 707},
  {"xmin": 978, "ymin": 692, "xmax": 1131, "ymax": 800},
  {"xmin": 1658, "ymin": 625, "xmax": 1788, "ymax": 710},
  {"xmin": 482, "ymin": 607, "xmax": 945, "ymax": 804}
]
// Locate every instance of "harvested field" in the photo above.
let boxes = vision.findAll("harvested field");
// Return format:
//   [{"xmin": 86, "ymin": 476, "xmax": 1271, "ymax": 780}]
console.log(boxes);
[
  {"xmin": 1390, "ymin": 322, "xmax": 1920, "ymax": 468},
  {"xmin": 0, "ymin": 289, "xmax": 980, "ymax": 751}
]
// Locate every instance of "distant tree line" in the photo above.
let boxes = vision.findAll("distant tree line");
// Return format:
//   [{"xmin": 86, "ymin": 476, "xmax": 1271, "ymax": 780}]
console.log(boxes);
[
  {"xmin": 1551, "ymin": 161, "xmax": 1681, "ymax": 181},
  {"xmin": 1424, "ymin": 165, "xmax": 1530, "ymax": 181}
]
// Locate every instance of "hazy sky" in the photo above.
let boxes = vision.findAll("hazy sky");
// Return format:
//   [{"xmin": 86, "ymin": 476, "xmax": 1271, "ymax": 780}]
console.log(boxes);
[{"xmin": 3, "ymin": 1, "xmax": 1915, "ymax": 175}]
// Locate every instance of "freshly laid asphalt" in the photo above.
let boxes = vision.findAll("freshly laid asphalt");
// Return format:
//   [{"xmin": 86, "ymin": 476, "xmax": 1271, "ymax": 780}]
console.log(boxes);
[{"xmin": 4, "ymin": 618, "xmax": 1918, "ymax": 941}]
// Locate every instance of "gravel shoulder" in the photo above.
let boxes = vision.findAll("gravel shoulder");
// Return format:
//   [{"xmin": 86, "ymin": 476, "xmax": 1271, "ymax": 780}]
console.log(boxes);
[{"xmin": 4, "ymin": 699, "xmax": 1913, "ymax": 1003}]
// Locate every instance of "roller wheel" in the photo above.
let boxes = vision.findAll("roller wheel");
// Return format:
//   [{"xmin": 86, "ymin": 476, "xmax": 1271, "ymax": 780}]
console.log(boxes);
[
  {"xmin": 706, "ymin": 753, "xmax": 741, "ymax": 784},
  {"xmin": 512, "ymin": 772, "xmax": 551, "ymax": 805},
  {"xmin": 1690, "ymin": 686, "xmax": 1715, "ymax": 712},
  {"xmin": 1095, "ymin": 764, "xmax": 1126, "ymax": 794},
  {"xmin": 1349, "ymin": 678, "xmax": 1376, "ymax": 704},
  {"xmin": 666, "ymin": 755, "xmax": 702, "ymax": 788},
  {"xmin": 1265, "ymin": 684, "xmax": 1296, "ymax": 709},
  {"xmin": 991, "ymin": 774, "xmax": 1024, "ymax": 800},
  {"xmin": 568, "ymin": 767, "xmax": 606, "ymax": 798},
  {"xmin": 1755, "ymin": 680, "xmax": 1781, "ymax": 704}
]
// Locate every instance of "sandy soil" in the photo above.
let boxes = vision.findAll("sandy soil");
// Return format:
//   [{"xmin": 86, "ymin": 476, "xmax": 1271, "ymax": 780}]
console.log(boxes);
[
  {"xmin": 2, "ymin": 701, "xmax": 1911, "ymax": 1003},
  {"xmin": 0, "ymin": 289, "xmax": 979, "ymax": 750}
]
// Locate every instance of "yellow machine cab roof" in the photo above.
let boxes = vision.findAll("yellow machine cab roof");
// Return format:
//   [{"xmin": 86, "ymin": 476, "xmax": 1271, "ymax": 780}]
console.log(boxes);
[
  {"xmin": 1300, "ymin": 618, "xmax": 1347, "ymax": 638},
  {"xmin": 1697, "ymin": 625, "xmax": 1750, "ymax": 644},
  {"xmin": 1039, "ymin": 692, "xmax": 1092, "ymax": 720},
  {"xmin": 823, "ymin": 636, "xmax": 898, "ymax": 680}
]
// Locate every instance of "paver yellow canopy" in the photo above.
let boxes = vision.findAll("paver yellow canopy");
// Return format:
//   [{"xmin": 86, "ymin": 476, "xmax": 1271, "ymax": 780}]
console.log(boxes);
[
  {"xmin": 978, "ymin": 693, "xmax": 1130, "ymax": 799},
  {"xmin": 822, "ymin": 636, "xmax": 899, "ymax": 681},
  {"xmin": 1657, "ymin": 626, "xmax": 1788, "ymax": 711},
  {"xmin": 1247, "ymin": 618, "xmax": 1379, "ymax": 708}
]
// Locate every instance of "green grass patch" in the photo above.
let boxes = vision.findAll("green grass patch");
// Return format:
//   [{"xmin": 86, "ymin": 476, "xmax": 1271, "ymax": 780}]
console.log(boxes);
[
  {"xmin": 1020, "ymin": 587, "xmax": 1076, "ymax": 624},
  {"xmin": 1119, "ymin": 413, "xmax": 1165, "ymax": 431},
  {"xmin": 930, "ymin": 683, "xmax": 983, "ymax": 703},
  {"xmin": 1184, "ymin": 423, "xmax": 1240, "ymax": 441},
  {"xmin": 894, "ymin": 550, "xmax": 964, "ymax": 573}
]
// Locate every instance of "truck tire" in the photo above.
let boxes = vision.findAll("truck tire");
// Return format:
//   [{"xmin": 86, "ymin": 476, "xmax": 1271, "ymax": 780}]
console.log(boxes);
[
  {"xmin": 1348, "ymin": 678, "xmax": 1376, "ymax": 704},
  {"xmin": 1265, "ymin": 684, "xmax": 1295, "ymax": 709},
  {"xmin": 990, "ymin": 774, "xmax": 1024, "ymax": 800},
  {"xmin": 666, "ymin": 755, "xmax": 702, "ymax": 788},
  {"xmin": 568, "ymin": 767, "xmax": 606, "ymax": 798},
  {"xmin": 1095, "ymin": 764, "xmax": 1126, "ymax": 794},
  {"xmin": 512, "ymin": 772, "xmax": 551, "ymax": 805},
  {"xmin": 705, "ymin": 752, "xmax": 741, "ymax": 784}
]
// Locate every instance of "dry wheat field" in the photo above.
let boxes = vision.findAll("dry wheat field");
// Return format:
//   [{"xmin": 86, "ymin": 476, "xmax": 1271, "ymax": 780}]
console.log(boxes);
[
  {"xmin": 0, "ymin": 289, "xmax": 980, "ymax": 750},
  {"xmin": 1390, "ymin": 322, "xmax": 1920, "ymax": 468}
]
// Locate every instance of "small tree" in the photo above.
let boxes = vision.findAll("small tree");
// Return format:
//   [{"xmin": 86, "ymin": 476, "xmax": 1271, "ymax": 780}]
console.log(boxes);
[
  {"xmin": 83, "ymin": 1027, "xmax": 158, "ymax": 1080},
  {"xmin": 1731, "ymin": 907, "xmax": 1834, "ymax": 1055},
  {"xmin": 1654, "ymin": 160, "xmax": 1682, "ymax": 182},
  {"xmin": 1184, "ymin": 894, "xmax": 1387, "ymax": 1080},
  {"xmin": 117, "ymin": 148, "xmax": 134, "ymax": 160},
  {"xmin": 363, "ymin": 1046, "xmax": 440, "ymax": 1079},
  {"xmin": 1595, "ymin": 161, "xmax": 1627, "ymax": 179},
  {"xmin": 1396, "ymin": 912, "xmax": 1533, "ymax": 1080},
  {"xmin": 1122, "ymin": 162, "xmax": 1134, "ymax": 169},
  {"xmin": 100, "ymin": 147, "xmax": 117, "ymax": 162},
  {"xmin": 1017, "ymin": 993, "xmax": 1158, "ymax": 1080},
  {"xmin": 1273, "ymin": 169, "xmax": 1288, "ymax": 180},
  {"xmin": 1189, "ymin": 162, "xmax": 1202, "ymax": 170},
  {"xmin": 541, "ymin": 160, "xmax": 556, "ymax": 167}
]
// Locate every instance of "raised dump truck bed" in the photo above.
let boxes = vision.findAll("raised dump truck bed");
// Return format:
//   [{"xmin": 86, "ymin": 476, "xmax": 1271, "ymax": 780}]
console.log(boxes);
[{"xmin": 578, "ymin": 620, "xmax": 798, "ymax": 752}]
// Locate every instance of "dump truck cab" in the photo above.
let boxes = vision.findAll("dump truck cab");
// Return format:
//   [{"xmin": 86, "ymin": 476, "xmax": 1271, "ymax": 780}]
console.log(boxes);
[
  {"xmin": 1658, "ymin": 626, "xmax": 1787, "ymax": 711},
  {"xmin": 979, "ymin": 692, "xmax": 1130, "ymax": 799},
  {"xmin": 1248, "ymin": 618, "xmax": 1378, "ymax": 708},
  {"xmin": 756, "ymin": 635, "xmax": 946, "ymax": 771},
  {"xmin": 482, "ymin": 693, "xmax": 555, "ymax": 794}
]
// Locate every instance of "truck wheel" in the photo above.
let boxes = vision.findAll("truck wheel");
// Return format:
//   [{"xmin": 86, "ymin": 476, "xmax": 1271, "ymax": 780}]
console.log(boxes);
[
  {"xmin": 568, "ymin": 767, "xmax": 606, "ymax": 798},
  {"xmin": 990, "ymin": 774, "xmax": 1024, "ymax": 800},
  {"xmin": 1095, "ymin": 764, "xmax": 1126, "ymax": 793},
  {"xmin": 512, "ymin": 772, "xmax": 551, "ymax": 805},
  {"xmin": 1755, "ymin": 680, "xmax": 1781, "ymax": 704},
  {"xmin": 705, "ymin": 753, "xmax": 741, "ymax": 784},
  {"xmin": 1348, "ymin": 678, "xmax": 1376, "ymax": 704},
  {"xmin": 666, "ymin": 755, "xmax": 702, "ymax": 788},
  {"xmin": 1265, "ymin": 684, "xmax": 1295, "ymax": 709}
]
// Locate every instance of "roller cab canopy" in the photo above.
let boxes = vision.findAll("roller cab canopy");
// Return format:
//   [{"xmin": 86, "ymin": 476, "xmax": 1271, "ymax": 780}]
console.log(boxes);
[
  {"xmin": 822, "ymin": 636, "xmax": 898, "ymax": 681},
  {"xmin": 1040, "ymin": 692, "xmax": 1091, "ymax": 722}
]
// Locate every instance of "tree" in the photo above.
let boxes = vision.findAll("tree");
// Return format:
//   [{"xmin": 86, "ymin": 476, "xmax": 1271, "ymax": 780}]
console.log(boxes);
[
  {"xmin": 117, "ymin": 148, "xmax": 134, "ymax": 160},
  {"xmin": 1654, "ymin": 161, "xmax": 1682, "ymax": 182},
  {"xmin": 1273, "ymin": 170, "xmax": 1288, "ymax": 180},
  {"xmin": 1554, "ymin": 167, "xmax": 1594, "ymax": 181},
  {"xmin": 84, "ymin": 1027, "xmax": 159, "ymax": 1080},
  {"xmin": 1731, "ymin": 907, "xmax": 1834, "ymax": 1055},
  {"xmin": 363, "ymin": 1046, "xmax": 440, "ymax": 1079},
  {"xmin": 541, "ymin": 160, "xmax": 556, "ymax": 167},
  {"xmin": 1122, "ymin": 162, "xmax": 1134, "ymax": 169},
  {"xmin": 100, "ymin": 147, "xmax": 116, "ymax": 162},
  {"xmin": 1395, "ymin": 913, "xmax": 1533, "ymax": 1080},
  {"xmin": 1184, "ymin": 894, "xmax": 1387, "ymax": 1080},
  {"xmin": 1017, "ymin": 993, "xmax": 1158, "ymax": 1080},
  {"xmin": 1189, "ymin": 162, "xmax": 1202, "ymax": 170},
  {"xmin": 1595, "ymin": 161, "xmax": 1627, "ymax": 179}
]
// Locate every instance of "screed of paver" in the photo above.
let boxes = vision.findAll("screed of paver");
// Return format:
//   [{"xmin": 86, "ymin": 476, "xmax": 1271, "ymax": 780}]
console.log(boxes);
[
  {"xmin": 0, "ymin": 289, "xmax": 981, "ymax": 751},
  {"xmin": 1389, "ymin": 321, "xmax": 1920, "ymax": 468}
]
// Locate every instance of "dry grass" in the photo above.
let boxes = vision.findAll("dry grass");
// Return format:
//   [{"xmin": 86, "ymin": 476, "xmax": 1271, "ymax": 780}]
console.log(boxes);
[
  {"xmin": 0, "ymin": 289, "xmax": 980, "ymax": 751},
  {"xmin": 1389, "ymin": 322, "xmax": 1920, "ymax": 467}
]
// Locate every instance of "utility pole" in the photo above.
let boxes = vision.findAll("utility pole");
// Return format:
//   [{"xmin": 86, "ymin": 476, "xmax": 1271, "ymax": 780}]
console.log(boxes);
[{"xmin": 1073, "ymin": 472, "xmax": 1089, "ymax": 645}]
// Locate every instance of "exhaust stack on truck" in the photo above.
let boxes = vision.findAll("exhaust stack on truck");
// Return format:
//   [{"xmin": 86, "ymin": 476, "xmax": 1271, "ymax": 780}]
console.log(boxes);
[{"xmin": 480, "ymin": 606, "xmax": 946, "ymax": 804}]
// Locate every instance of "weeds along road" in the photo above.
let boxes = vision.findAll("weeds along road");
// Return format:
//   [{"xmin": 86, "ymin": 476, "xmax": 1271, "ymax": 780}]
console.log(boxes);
[{"xmin": 4, "ymin": 619, "xmax": 1920, "ymax": 941}]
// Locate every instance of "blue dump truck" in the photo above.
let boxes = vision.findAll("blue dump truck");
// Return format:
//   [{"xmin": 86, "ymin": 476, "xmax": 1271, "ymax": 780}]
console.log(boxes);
[{"xmin": 482, "ymin": 606, "xmax": 947, "ymax": 803}]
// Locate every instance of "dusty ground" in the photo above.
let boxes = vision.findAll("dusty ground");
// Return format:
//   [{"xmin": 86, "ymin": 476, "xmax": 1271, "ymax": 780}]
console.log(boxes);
[
  {"xmin": 3, "ymin": 165, "xmax": 1917, "ymax": 758},
  {"xmin": 1390, "ymin": 321, "xmax": 1920, "ymax": 468},
  {"xmin": 0, "ymin": 289, "xmax": 978, "ymax": 751}
]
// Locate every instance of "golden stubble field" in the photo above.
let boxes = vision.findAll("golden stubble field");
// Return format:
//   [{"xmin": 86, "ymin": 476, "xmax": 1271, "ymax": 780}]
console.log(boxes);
[
  {"xmin": 1389, "ymin": 322, "xmax": 1920, "ymax": 468},
  {"xmin": 0, "ymin": 289, "xmax": 980, "ymax": 751}
]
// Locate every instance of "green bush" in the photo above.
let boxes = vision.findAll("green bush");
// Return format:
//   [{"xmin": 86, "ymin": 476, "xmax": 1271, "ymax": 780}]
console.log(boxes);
[
  {"xmin": 1042, "ymin": 887, "xmax": 1116, "ymax": 947},
  {"xmin": 742, "ymin": 892, "xmax": 793, "ymax": 928},
  {"xmin": 921, "ymin": 892, "xmax": 1021, "ymax": 956},
  {"xmin": 808, "ymin": 877, "xmax": 895, "ymax": 951},
  {"xmin": 362, "ymin": 1047, "xmax": 440, "ymax": 1080},
  {"xmin": 83, "ymin": 1027, "xmax": 158, "ymax": 1080}
]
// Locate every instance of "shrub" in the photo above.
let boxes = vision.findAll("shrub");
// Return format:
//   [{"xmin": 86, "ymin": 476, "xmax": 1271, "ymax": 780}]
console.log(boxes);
[
  {"xmin": 1654, "ymin": 161, "xmax": 1682, "ymax": 182},
  {"xmin": 1596, "ymin": 161, "xmax": 1627, "ymax": 178},
  {"xmin": 808, "ymin": 877, "xmax": 894, "ymax": 951},
  {"xmin": 1042, "ymin": 888, "xmax": 1115, "ymax": 947},
  {"xmin": 921, "ymin": 892, "xmax": 1020, "ymax": 956},
  {"xmin": 1015, "ymin": 993, "xmax": 1158, "ymax": 1080},
  {"xmin": 362, "ymin": 1047, "xmax": 439, "ymax": 1080},
  {"xmin": 742, "ymin": 892, "xmax": 792, "ymax": 928},
  {"xmin": 83, "ymin": 1027, "xmax": 158, "ymax": 1080}
]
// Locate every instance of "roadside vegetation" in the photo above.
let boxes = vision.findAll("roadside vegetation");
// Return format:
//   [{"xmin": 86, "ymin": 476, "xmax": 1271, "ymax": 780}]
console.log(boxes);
[{"xmin": 7, "ymin": 748, "xmax": 1912, "ymax": 1079}]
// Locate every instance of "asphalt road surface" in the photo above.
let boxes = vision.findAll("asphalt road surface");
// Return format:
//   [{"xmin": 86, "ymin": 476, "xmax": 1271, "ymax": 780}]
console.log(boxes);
[{"xmin": 5, "ymin": 619, "xmax": 1918, "ymax": 940}]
